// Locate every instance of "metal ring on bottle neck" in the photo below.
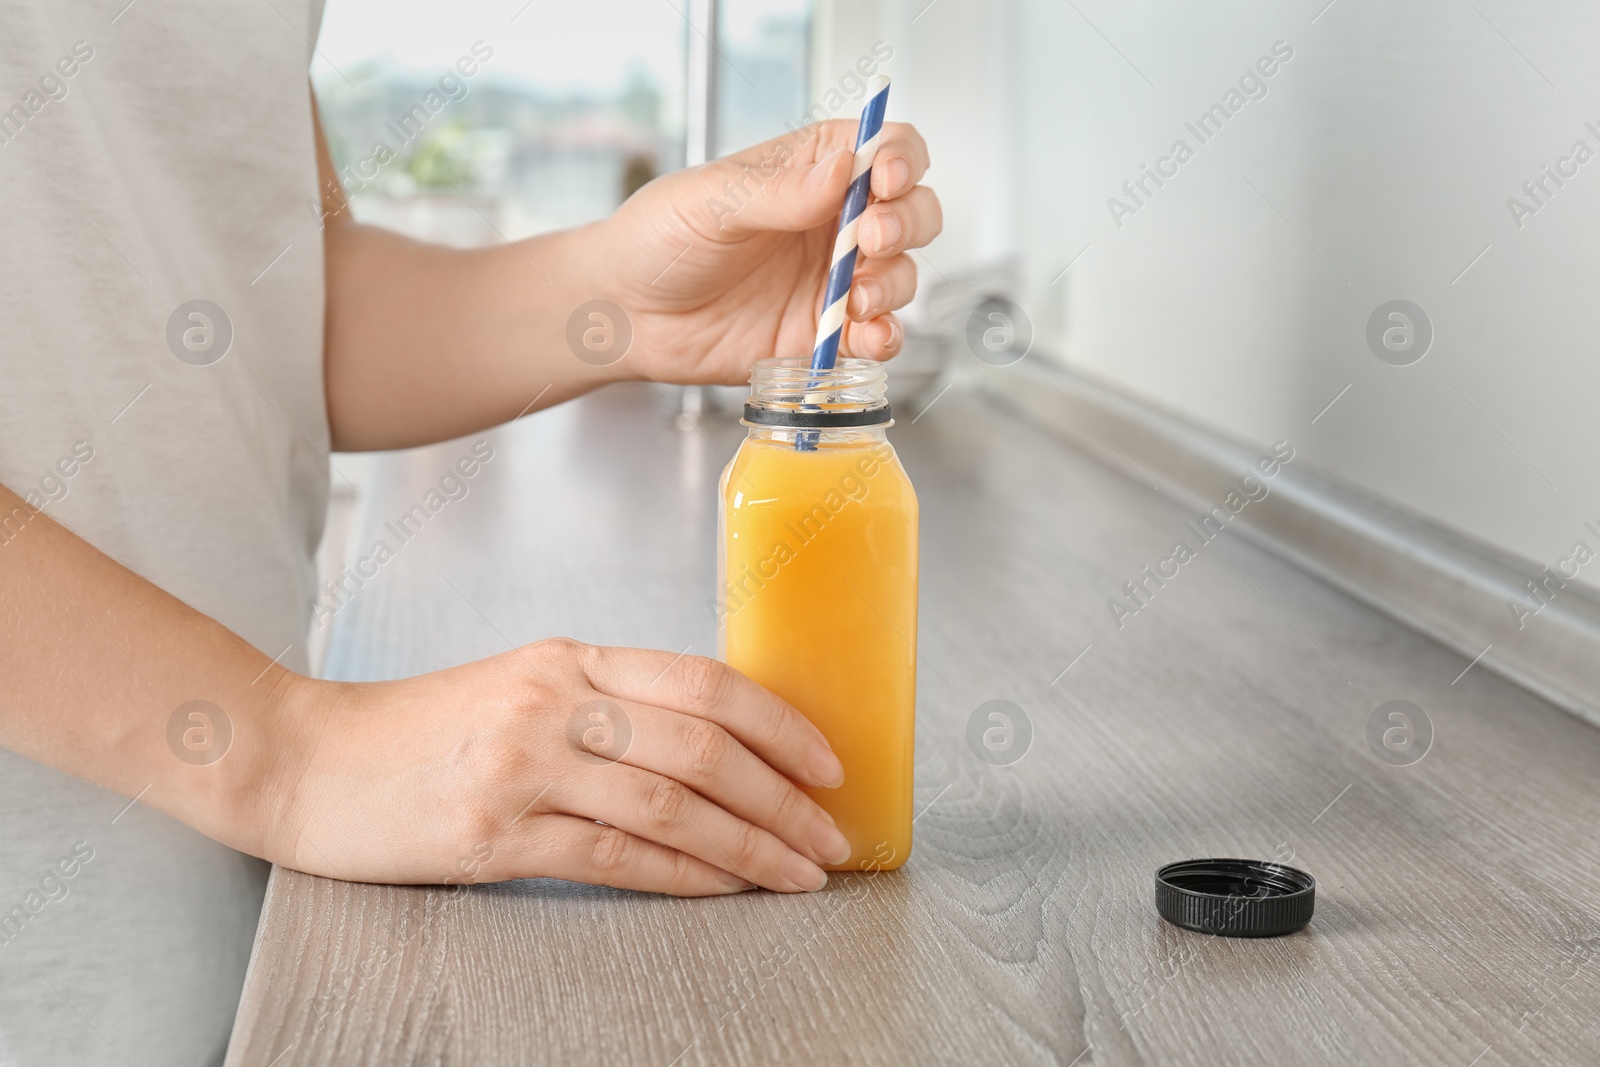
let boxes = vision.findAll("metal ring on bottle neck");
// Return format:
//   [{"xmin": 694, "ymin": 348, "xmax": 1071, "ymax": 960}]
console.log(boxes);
[{"xmin": 741, "ymin": 403, "xmax": 892, "ymax": 428}]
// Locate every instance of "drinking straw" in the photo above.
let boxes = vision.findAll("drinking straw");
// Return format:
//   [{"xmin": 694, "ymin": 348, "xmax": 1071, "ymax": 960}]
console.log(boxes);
[
  {"xmin": 810, "ymin": 74, "xmax": 890, "ymax": 373},
  {"xmin": 797, "ymin": 74, "xmax": 890, "ymax": 451}
]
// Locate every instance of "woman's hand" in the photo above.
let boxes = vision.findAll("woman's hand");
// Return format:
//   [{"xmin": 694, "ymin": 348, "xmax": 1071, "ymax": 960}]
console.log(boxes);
[
  {"xmin": 265, "ymin": 639, "xmax": 850, "ymax": 895},
  {"xmin": 594, "ymin": 120, "xmax": 942, "ymax": 385}
]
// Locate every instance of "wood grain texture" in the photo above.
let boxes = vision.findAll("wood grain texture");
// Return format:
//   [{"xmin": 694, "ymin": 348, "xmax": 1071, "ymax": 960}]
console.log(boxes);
[{"xmin": 226, "ymin": 383, "xmax": 1600, "ymax": 1067}]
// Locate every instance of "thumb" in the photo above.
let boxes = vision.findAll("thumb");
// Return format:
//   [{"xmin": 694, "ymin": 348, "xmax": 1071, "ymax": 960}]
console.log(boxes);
[{"xmin": 708, "ymin": 147, "xmax": 851, "ymax": 235}]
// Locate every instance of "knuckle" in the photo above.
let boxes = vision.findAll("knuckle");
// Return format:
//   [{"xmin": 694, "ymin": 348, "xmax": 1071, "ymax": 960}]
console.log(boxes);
[
  {"xmin": 668, "ymin": 848, "xmax": 699, "ymax": 890},
  {"xmin": 469, "ymin": 813, "xmax": 502, "ymax": 851},
  {"xmin": 684, "ymin": 719, "xmax": 733, "ymax": 781},
  {"xmin": 732, "ymin": 819, "xmax": 768, "ymax": 870},
  {"xmin": 516, "ymin": 638, "xmax": 594, "ymax": 707},
  {"xmin": 474, "ymin": 735, "xmax": 530, "ymax": 785},
  {"xmin": 588, "ymin": 825, "xmax": 632, "ymax": 873},
  {"xmin": 730, "ymin": 820, "xmax": 765, "ymax": 869},
  {"xmin": 514, "ymin": 675, "xmax": 560, "ymax": 712},
  {"xmin": 758, "ymin": 705, "xmax": 792, "ymax": 749},
  {"xmin": 676, "ymin": 655, "xmax": 731, "ymax": 713},
  {"xmin": 533, "ymin": 636, "xmax": 589, "ymax": 668},
  {"xmin": 645, "ymin": 777, "xmax": 691, "ymax": 830},
  {"xmin": 451, "ymin": 804, "xmax": 506, "ymax": 858},
  {"xmin": 771, "ymin": 782, "xmax": 810, "ymax": 827}
]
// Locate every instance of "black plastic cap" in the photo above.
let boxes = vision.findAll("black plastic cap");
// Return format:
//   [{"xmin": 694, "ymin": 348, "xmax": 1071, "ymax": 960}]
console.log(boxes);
[{"xmin": 1155, "ymin": 858, "xmax": 1316, "ymax": 938}]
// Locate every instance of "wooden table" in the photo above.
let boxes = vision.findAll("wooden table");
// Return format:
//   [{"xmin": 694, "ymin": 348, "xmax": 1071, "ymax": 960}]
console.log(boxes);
[{"xmin": 226, "ymin": 381, "xmax": 1600, "ymax": 1066}]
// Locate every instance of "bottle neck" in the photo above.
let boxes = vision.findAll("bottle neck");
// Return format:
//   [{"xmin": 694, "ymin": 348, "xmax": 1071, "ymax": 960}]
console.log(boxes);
[{"xmin": 743, "ymin": 357, "xmax": 891, "ymax": 446}]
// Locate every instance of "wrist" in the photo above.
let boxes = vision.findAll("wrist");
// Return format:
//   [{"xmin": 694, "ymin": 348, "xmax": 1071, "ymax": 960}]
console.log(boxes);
[
  {"xmin": 227, "ymin": 670, "xmax": 346, "ymax": 867},
  {"xmin": 551, "ymin": 217, "xmax": 642, "ymax": 387}
]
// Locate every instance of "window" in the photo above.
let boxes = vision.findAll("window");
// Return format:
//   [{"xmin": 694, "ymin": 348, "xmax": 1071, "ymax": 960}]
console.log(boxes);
[
  {"xmin": 715, "ymin": 0, "xmax": 811, "ymax": 156},
  {"xmin": 312, "ymin": 0, "xmax": 689, "ymax": 245},
  {"xmin": 312, "ymin": 0, "xmax": 813, "ymax": 248}
]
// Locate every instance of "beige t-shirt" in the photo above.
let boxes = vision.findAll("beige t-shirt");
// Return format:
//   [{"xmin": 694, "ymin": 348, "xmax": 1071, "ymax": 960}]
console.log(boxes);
[{"xmin": 0, "ymin": 1, "xmax": 328, "ymax": 1062}]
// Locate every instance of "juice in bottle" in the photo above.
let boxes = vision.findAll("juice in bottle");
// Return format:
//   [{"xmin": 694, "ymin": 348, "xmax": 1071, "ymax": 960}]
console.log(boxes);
[{"xmin": 716, "ymin": 358, "xmax": 918, "ymax": 871}]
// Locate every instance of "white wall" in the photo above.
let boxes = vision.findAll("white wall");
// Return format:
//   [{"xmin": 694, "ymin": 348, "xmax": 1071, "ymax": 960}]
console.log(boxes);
[
  {"xmin": 819, "ymin": 0, "xmax": 1600, "ymax": 582},
  {"xmin": 811, "ymin": 0, "xmax": 1015, "ymax": 270}
]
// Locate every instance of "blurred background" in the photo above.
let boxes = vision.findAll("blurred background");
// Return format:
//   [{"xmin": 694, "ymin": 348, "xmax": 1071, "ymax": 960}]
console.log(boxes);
[
  {"xmin": 312, "ymin": 0, "xmax": 807, "ymax": 242},
  {"xmin": 312, "ymin": 0, "xmax": 1600, "ymax": 673}
]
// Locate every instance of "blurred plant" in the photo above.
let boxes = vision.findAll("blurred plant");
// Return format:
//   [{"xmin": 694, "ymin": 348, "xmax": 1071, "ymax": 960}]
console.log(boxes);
[{"xmin": 406, "ymin": 124, "xmax": 475, "ymax": 189}]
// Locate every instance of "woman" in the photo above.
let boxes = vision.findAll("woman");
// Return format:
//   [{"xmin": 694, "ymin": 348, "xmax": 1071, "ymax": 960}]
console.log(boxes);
[{"xmin": 0, "ymin": 2, "xmax": 940, "ymax": 1062}]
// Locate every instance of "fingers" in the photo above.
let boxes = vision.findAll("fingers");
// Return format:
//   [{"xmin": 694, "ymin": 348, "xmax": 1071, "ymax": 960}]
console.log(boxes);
[
  {"xmin": 846, "ymin": 185, "xmax": 937, "ymax": 370},
  {"xmin": 600, "ymin": 699, "xmax": 852, "ymax": 869},
  {"xmin": 840, "ymin": 314, "xmax": 903, "ymax": 362},
  {"xmin": 559, "ymin": 763, "xmax": 830, "ymax": 893},
  {"xmin": 579, "ymin": 646, "xmax": 844, "ymax": 790},
  {"xmin": 707, "ymin": 120, "xmax": 931, "ymax": 237},
  {"xmin": 848, "ymin": 254, "xmax": 918, "ymax": 322},
  {"xmin": 731, "ymin": 119, "xmax": 928, "ymax": 183},
  {"xmin": 857, "ymin": 185, "xmax": 943, "ymax": 259},
  {"xmin": 501, "ymin": 813, "xmax": 753, "ymax": 897},
  {"xmin": 868, "ymin": 122, "xmax": 931, "ymax": 199}
]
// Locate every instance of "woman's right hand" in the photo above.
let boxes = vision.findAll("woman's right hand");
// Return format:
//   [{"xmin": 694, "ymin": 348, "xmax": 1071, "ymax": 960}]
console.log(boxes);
[{"xmin": 260, "ymin": 639, "xmax": 850, "ymax": 895}]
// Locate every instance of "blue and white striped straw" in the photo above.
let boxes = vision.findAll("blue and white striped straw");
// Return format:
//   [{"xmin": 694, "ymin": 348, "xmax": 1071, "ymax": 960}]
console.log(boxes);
[{"xmin": 810, "ymin": 74, "xmax": 891, "ymax": 373}]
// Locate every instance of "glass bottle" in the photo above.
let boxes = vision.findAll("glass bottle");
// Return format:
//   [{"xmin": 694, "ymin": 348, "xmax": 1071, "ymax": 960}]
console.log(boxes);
[{"xmin": 716, "ymin": 358, "xmax": 918, "ymax": 872}]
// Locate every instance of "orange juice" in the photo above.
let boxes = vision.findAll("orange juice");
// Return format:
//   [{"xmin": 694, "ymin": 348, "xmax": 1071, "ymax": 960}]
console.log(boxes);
[{"xmin": 717, "ymin": 363, "xmax": 918, "ymax": 872}]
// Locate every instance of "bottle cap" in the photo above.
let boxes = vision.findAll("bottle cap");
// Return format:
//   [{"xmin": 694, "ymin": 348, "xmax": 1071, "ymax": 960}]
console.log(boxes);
[{"xmin": 1155, "ymin": 858, "xmax": 1315, "ymax": 937}]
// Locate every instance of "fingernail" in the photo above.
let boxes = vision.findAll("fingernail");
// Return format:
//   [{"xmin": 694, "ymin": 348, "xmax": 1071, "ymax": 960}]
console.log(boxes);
[
  {"xmin": 807, "ymin": 741, "xmax": 845, "ymax": 787},
  {"xmin": 882, "ymin": 316, "xmax": 903, "ymax": 353},
  {"xmin": 851, "ymin": 279, "xmax": 883, "ymax": 318},
  {"xmin": 807, "ymin": 149, "xmax": 848, "ymax": 190},
  {"xmin": 811, "ymin": 821, "xmax": 852, "ymax": 866},
  {"xmin": 881, "ymin": 156, "xmax": 911, "ymax": 195},
  {"xmin": 716, "ymin": 869, "xmax": 754, "ymax": 893},
  {"xmin": 783, "ymin": 852, "xmax": 828, "ymax": 893},
  {"xmin": 868, "ymin": 210, "xmax": 899, "ymax": 254}
]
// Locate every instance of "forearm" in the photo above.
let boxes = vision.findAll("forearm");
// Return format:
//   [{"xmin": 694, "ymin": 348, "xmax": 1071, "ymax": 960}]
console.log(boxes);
[
  {"xmin": 0, "ymin": 483, "xmax": 305, "ymax": 858},
  {"xmin": 322, "ymin": 219, "xmax": 626, "ymax": 451}
]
